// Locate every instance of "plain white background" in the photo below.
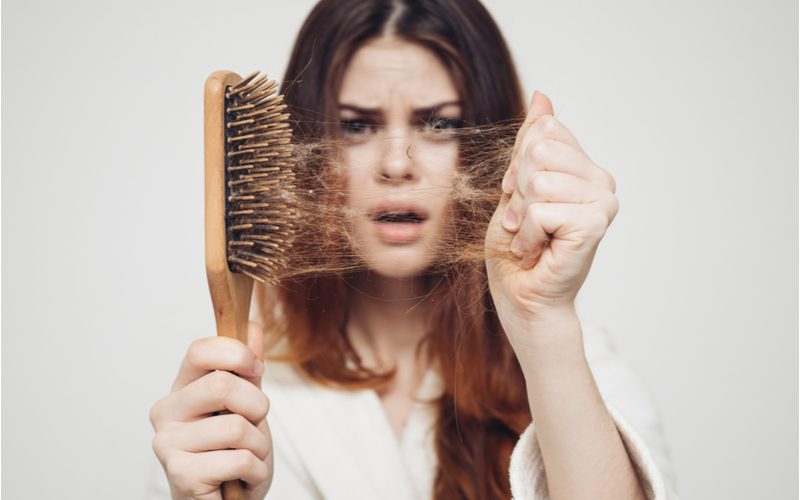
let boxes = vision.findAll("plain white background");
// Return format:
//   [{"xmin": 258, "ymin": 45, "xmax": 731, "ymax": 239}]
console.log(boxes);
[{"xmin": 2, "ymin": 0, "xmax": 797, "ymax": 498}]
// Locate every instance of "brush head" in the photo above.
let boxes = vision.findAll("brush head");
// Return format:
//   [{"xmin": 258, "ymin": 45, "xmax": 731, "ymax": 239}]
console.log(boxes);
[{"xmin": 221, "ymin": 71, "xmax": 296, "ymax": 284}]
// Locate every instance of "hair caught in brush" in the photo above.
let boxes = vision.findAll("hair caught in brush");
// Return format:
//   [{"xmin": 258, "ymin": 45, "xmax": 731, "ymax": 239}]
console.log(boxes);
[{"xmin": 269, "ymin": 120, "xmax": 520, "ymax": 282}]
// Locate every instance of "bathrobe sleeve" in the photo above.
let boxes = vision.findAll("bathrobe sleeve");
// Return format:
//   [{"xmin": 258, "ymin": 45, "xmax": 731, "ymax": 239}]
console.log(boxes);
[{"xmin": 507, "ymin": 325, "xmax": 680, "ymax": 500}]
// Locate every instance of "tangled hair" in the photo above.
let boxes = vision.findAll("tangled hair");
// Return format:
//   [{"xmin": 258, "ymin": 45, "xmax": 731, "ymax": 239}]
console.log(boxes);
[{"xmin": 257, "ymin": 0, "xmax": 532, "ymax": 498}]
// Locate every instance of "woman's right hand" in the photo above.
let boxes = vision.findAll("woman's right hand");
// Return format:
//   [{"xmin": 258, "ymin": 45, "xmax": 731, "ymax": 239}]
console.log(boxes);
[{"xmin": 149, "ymin": 322, "xmax": 273, "ymax": 500}]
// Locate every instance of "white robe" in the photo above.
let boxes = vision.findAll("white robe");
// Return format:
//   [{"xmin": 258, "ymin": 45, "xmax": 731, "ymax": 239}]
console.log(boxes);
[{"xmin": 146, "ymin": 325, "xmax": 680, "ymax": 499}]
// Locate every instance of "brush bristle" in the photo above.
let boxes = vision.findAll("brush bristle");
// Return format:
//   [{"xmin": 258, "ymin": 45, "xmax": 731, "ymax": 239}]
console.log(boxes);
[{"xmin": 224, "ymin": 71, "xmax": 296, "ymax": 284}]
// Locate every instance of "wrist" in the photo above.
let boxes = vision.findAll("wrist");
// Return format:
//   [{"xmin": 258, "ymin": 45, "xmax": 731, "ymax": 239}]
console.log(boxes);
[
  {"xmin": 504, "ymin": 307, "xmax": 586, "ymax": 376},
  {"xmin": 503, "ymin": 302, "xmax": 580, "ymax": 347},
  {"xmin": 528, "ymin": 303, "xmax": 579, "ymax": 329}
]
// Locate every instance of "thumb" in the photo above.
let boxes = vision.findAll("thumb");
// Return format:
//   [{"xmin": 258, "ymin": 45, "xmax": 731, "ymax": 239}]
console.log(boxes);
[
  {"xmin": 503, "ymin": 91, "xmax": 555, "ymax": 193},
  {"xmin": 246, "ymin": 320, "xmax": 265, "ymax": 384},
  {"xmin": 519, "ymin": 91, "xmax": 555, "ymax": 133},
  {"xmin": 529, "ymin": 90, "xmax": 554, "ymax": 120}
]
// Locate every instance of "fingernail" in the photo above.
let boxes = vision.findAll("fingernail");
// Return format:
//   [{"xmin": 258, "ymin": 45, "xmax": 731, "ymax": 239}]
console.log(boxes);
[
  {"xmin": 510, "ymin": 235, "xmax": 524, "ymax": 256},
  {"xmin": 503, "ymin": 207, "xmax": 518, "ymax": 230},
  {"xmin": 502, "ymin": 170, "xmax": 516, "ymax": 194},
  {"xmin": 253, "ymin": 359, "xmax": 264, "ymax": 376}
]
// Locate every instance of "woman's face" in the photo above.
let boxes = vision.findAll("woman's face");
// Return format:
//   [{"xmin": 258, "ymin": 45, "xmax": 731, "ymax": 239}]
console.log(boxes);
[{"xmin": 337, "ymin": 36, "xmax": 462, "ymax": 279}]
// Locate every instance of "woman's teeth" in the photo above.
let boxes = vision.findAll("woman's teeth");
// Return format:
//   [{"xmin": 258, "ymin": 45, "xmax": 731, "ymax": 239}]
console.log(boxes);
[{"xmin": 374, "ymin": 212, "xmax": 425, "ymax": 223}]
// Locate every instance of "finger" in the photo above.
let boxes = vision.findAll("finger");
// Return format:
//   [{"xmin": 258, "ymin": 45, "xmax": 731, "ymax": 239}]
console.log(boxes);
[
  {"xmin": 163, "ymin": 413, "xmax": 271, "ymax": 461},
  {"xmin": 514, "ymin": 92, "xmax": 555, "ymax": 155},
  {"xmin": 517, "ymin": 139, "xmax": 614, "ymax": 193},
  {"xmin": 172, "ymin": 336, "xmax": 264, "ymax": 392},
  {"xmin": 523, "ymin": 171, "xmax": 613, "ymax": 205},
  {"xmin": 524, "ymin": 172, "xmax": 620, "ymax": 224},
  {"xmin": 503, "ymin": 169, "xmax": 616, "ymax": 233},
  {"xmin": 502, "ymin": 187, "xmax": 526, "ymax": 233},
  {"xmin": 504, "ymin": 139, "xmax": 586, "ymax": 231},
  {"xmin": 509, "ymin": 203, "xmax": 551, "ymax": 262},
  {"xmin": 163, "ymin": 369, "xmax": 270, "ymax": 425},
  {"xmin": 510, "ymin": 203, "xmax": 611, "ymax": 268},
  {"xmin": 168, "ymin": 449, "xmax": 270, "ymax": 492},
  {"xmin": 244, "ymin": 321, "xmax": 265, "ymax": 387},
  {"xmin": 521, "ymin": 114, "xmax": 584, "ymax": 154},
  {"xmin": 485, "ymin": 192, "xmax": 515, "ymax": 261},
  {"xmin": 206, "ymin": 449, "xmax": 270, "ymax": 487},
  {"xmin": 502, "ymin": 91, "xmax": 554, "ymax": 194}
]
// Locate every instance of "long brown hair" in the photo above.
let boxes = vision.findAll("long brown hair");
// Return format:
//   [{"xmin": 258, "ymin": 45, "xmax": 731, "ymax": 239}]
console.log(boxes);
[{"xmin": 259, "ymin": 1, "xmax": 531, "ymax": 498}]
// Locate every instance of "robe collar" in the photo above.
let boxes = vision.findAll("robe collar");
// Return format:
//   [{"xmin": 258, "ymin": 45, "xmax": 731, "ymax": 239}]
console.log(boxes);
[{"xmin": 263, "ymin": 361, "xmax": 443, "ymax": 500}]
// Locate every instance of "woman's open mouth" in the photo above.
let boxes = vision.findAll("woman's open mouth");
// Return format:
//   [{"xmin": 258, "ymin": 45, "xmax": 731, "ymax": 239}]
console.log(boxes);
[{"xmin": 370, "ymin": 205, "xmax": 429, "ymax": 244}]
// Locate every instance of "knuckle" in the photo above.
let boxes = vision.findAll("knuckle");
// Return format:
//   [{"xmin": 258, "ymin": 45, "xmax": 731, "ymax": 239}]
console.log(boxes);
[
  {"xmin": 255, "ymin": 393, "xmax": 271, "ymax": 421},
  {"xmin": 206, "ymin": 370, "xmax": 234, "ymax": 402},
  {"xmin": 540, "ymin": 115, "xmax": 559, "ymax": 134},
  {"xmin": 588, "ymin": 212, "xmax": 610, "ymax": 234},
  {"xmin": 253, "ymin": 461, "xmax": 269, "ymax": 484},
  {"xmin": 608, "ymin": 195, "xmax": 620, "ymax": 219},
  {"xmin": 235, "ymin": 349, "xmax": 252, "ymax": 372},
  {"xmin": 165, "ymin": 455, "xmax": 192, "ymax": 492},
  {"xmin": 255, "ymin": 431, "xmax": 272, "ymax": 460},
  {"xmin": 152, "ymin": 432, "xmax": 168, "ymax": 459},
  {"xmin": 529, "ymin": 171, "xmax": 548, "ymax": 193},
  {"xmin": 186, "ymin": 338, "xmax": 207, "ymax": 367},
  {"xmin": 528, "ymin": 141, "xmax": 549, "ymax": 162},
  {"xmin": 596, "ymin": 164, "xmax": 617, "ymax": 193},
  {"xmin": 607, "ymin": 173, "xmax": 617, "ymax": 193},
  {"xmin": 227, "ymin": 414, "xmax": 249, "ymax": 443},
  {"xmin": 148, "ymin": 399, "xmax": 164, "ymax": 428},
  {"xmin": 233, "ymin": 449, "xmax": 254, "ymax": 474}
]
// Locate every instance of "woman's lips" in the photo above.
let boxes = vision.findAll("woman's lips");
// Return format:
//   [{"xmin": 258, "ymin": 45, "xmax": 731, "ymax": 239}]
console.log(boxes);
[
  {"xmin": 369, "ymin": 202, "xmax": 429, "ymax": 244},
  {"xmin": 374, "ymin": 219, "xmax": 426, "ymax": 243}
]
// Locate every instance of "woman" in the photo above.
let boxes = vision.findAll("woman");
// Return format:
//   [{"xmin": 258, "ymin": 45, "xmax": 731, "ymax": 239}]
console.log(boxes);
[{"xmin": 148, "ymin": 0, "xmax": 678, "ymax": 498}]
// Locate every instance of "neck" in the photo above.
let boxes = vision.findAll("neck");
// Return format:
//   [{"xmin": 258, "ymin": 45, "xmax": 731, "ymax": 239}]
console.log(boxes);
[{"xmin": 345, "ymin": 271, "xmax": 436, "ymax": 370}]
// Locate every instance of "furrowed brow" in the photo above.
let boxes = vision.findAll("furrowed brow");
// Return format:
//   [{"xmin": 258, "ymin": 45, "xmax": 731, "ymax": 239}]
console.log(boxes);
[
  {"xmin": 338, "ymin": 101, "xmax": 462, "ymax": 117},
  {"xmin": 412, "ymin": 101, "xmax": 462, "ymax": 118},
  {"xmin": 338, "ymin": 104, "xmax": 382, "ymax": 117}
]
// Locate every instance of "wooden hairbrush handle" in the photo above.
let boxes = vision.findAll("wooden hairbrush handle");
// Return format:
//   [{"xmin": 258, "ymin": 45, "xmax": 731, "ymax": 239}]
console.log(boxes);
[
  {"xmin": 205, "ymin": 68, "xmax": 293, "ymax": 500},
  {"xmin": 208, "ymin": 272, "xmax": 253, "ymax": 500},
  {"xmin": 205, "ymin": 70, "xmax": 256, "ymax": 500},
  {"xmin": 221, "ymin": 477, "xmax": 248, "ymax": 500}
]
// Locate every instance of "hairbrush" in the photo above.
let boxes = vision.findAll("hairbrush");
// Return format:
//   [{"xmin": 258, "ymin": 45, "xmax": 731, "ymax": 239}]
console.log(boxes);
[{"xmin": 203, "ymin": 70, "xmax": 295, "ymax": 499}]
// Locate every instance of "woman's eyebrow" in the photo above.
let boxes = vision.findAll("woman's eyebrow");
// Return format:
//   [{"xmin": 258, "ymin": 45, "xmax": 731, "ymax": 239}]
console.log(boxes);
[
  {"xmin": 338, "ymin": 101, "xmax": 462, "ymax": 117},
  {"xmin": 412, "ymin": 101, "xmax": 462, "ymax": 118},
  {"xmin": 338, "ymin": 104, "xmax": 381, "ymax": 117}
]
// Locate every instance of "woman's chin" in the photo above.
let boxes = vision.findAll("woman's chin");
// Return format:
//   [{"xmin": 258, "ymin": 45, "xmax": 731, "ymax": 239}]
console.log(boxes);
[{"xmin": 363, "ymin": 250, "xmax": 435, "ymax": 279}]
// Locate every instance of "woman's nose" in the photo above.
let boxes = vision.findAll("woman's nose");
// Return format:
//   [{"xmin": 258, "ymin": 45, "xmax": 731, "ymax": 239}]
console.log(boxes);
[{"xmin": 376, "ymin": 127, "xmax": 415, "ymax": 183}]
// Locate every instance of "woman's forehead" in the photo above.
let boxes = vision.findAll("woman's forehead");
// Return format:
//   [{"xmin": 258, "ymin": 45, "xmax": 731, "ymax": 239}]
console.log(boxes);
[{"xmin": 338, "ymin": 37, "xmax": 459, "ymax": 109}]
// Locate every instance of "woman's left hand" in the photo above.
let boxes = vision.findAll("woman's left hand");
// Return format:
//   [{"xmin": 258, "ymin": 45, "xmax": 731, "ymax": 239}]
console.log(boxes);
[{"xmin": 485, "ymin": 91, "xmax": 618, "ymax": 347}]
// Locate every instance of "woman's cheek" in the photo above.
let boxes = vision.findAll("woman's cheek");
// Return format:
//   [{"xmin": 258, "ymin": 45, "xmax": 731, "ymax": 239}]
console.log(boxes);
[{"xmin": 414, "ymin": 141, "xmax": 457, "ymax": 185}]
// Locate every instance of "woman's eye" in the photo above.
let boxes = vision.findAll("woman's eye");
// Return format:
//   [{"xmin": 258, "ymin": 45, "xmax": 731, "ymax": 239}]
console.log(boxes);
[
  {"xmin": 421, "ymin": 117, "xmax": 463, "ymax": 134},
  {"xmin": 340, "ymin": 119, "xmax": 376, "ymax": 136}
]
